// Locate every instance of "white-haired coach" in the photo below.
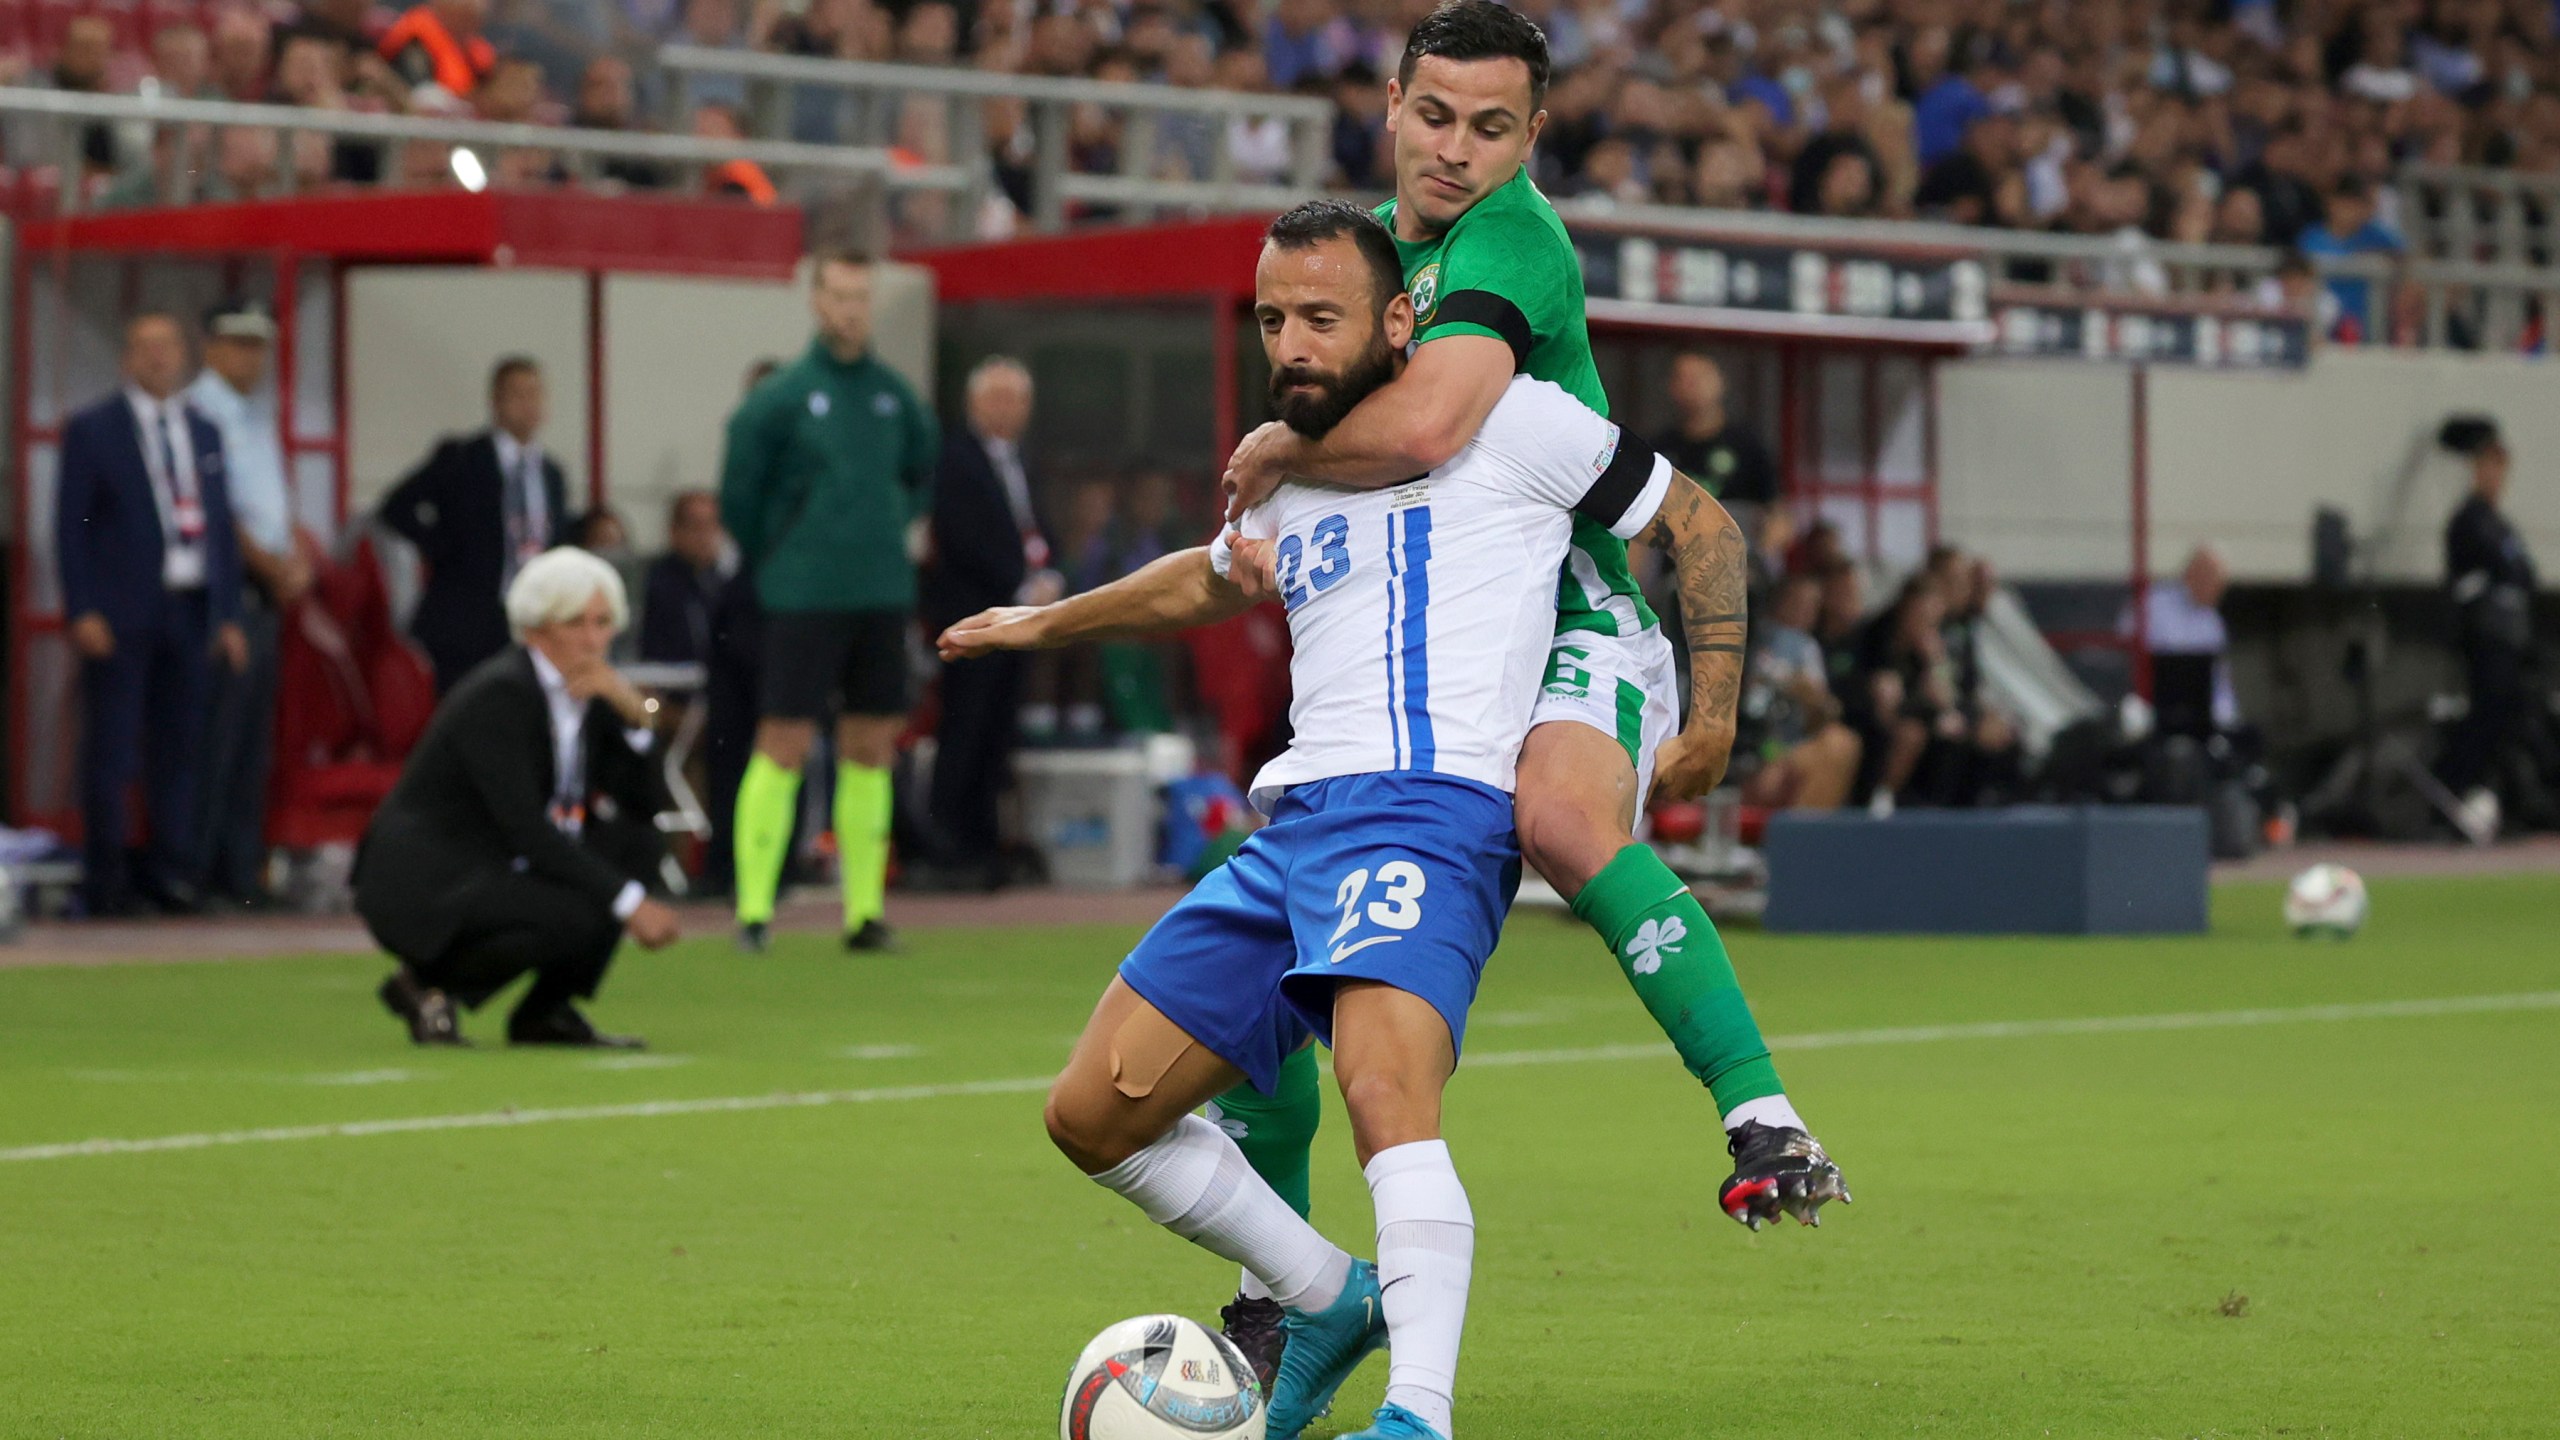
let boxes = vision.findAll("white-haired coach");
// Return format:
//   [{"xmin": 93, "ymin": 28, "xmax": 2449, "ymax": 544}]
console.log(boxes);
[{"xmin": 357, "ymin": 547, "xmax": 682, "ymax": 1048}]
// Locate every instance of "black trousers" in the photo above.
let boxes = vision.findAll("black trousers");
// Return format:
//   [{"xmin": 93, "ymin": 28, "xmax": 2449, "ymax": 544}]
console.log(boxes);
[
  {"xmin": 929, "ymin": 649, "xmax": 1024, "ymax": 863},
  {"xmin": 80, "ymin": 589, "xmax": 211, "ymax": 911},
  {"xmin": 2443, "ymin": 644, "xmax": 2528, "ymax": 796},
  {"xmin": 410, "ymin": 870, "xmax": 623, "ymax": 1023},
  {"xmin": 192, "ymin": 599, "xmax": 279, "ymax": 899},
  {"xmin": 700, "ymin": 572, "xmax": 765, "ymax": 893}
]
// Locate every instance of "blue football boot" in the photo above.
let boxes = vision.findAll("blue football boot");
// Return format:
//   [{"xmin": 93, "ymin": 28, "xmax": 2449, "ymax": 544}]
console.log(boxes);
[
  {"xmin": 1339, "ymin": 1402, "xmax": 1451, "ymax": 1440},
  {"xmin": 1265, "ymin": 1259, "xmax": 1389, "ymax": 1440}
]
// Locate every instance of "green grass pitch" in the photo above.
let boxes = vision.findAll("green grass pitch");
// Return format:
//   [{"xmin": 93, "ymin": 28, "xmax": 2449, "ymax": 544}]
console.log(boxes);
[{"xmin": 4, "ymin": 874, "xmax": 2556, "ymax": 1438}]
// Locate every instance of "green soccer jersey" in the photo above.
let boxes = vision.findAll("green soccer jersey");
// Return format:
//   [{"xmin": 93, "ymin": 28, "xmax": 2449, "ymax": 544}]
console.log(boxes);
[{"xmin": 1378, "ymin": 168, "xmax": 1659, "ymax": 638}]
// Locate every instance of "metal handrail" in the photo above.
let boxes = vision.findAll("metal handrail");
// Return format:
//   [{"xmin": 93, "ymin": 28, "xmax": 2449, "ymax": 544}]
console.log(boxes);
[
  {"xmin": 0, "ymin": 85, "xmax": 972, "ymax": 212},
  {"xmin": 660, "ymin": 45, "xmax": 1334, "ymax": 121},
  {"xmin": 658, "ymin": 44, "xmax": 1332, "ymax": 233}
]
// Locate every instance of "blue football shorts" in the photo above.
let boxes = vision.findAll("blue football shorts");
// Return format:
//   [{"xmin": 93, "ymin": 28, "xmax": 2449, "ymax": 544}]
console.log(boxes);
[{"xmin": 1116, "ymin": 771, "xmax": 1521, "ymax": 1094}]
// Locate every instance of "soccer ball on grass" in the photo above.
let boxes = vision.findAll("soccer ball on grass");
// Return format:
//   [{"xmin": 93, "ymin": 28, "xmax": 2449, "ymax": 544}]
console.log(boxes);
[
  {"xmin": 1061, "ymin": 1314, "xmax": 1264, "ymax": 1440},
  {"xmin": 2282, "ymin": 863, "xmax": 2368, "ymax": 939}
]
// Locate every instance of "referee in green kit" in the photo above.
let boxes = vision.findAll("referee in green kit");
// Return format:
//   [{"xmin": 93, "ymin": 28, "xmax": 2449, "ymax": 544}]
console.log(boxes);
[{"xmin": 720, "ymin": 249, "xmax": 938, "ymax": 953}]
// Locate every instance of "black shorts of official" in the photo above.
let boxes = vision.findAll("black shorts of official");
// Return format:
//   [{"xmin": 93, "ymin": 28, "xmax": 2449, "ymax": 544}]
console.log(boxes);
[{"xmin": 758, "ymin": 608, "xmax": 912, "ymax": 720}]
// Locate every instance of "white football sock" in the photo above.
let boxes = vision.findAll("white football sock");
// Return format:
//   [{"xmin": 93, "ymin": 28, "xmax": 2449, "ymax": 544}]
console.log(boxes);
[
  {"xmin": 1237, "ymin": 1269, "xmax": 1275, "ymax": 1303},
  {"xmin": 1367, "ymin": 1139, "xmax": 1473, "ymax": 1439},
  {"xmin": 1091, "ymin": 1115, "xmax": 1351, "ymax": 1313},
  {"xmin": 1721, "ymin": 1094, "xmax": 1806, "ymax": 1134}
]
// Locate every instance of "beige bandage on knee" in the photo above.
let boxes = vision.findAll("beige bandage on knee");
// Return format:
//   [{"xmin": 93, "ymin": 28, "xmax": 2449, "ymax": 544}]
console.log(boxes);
[{"xmin": 1109, "ymin": 1003, "xmax": 1199, "ymax": 1099}]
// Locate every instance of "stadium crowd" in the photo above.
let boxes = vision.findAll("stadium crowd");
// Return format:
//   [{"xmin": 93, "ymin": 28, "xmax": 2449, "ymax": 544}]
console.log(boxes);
[{"xmin": 8, "ymin": 3, "xmax": 2560, "ymax": 302}]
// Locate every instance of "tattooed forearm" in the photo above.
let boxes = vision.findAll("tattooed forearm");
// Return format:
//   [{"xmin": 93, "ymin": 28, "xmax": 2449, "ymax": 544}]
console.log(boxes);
[{"xmin": 1635, "ymin": 471, "xmax": 1748, "ymax": 777}]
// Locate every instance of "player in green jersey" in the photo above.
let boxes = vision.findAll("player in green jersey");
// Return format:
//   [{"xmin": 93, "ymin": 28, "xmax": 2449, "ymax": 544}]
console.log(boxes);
[{"xmin": 1211, "ymin": 0, "xmax": 1848, "ymax": 1398}]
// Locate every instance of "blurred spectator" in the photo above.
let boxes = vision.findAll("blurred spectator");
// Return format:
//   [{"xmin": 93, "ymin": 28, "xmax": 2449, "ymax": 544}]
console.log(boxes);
[
  {"xmin": 1153, "ymin": 34, "xmax": 1222, "ymax": 181},
  {"xmin": 2236, "ymin": 123, "xmax": 2324, "ymax": 248},
  {"xmin": 34, "ymin": 15, "xmax": 120, "ymax": 176},
  {"xmin": 2441, "ymin": 430, "xmax": 2545, "ymax": 820},
  {"xmin": 1219, "ymin": 48, "xmax": 1291, "ymax": 183},
  {"xmin": 211, "ymin": 7, "xmax": 275, "ymax": 102},
  {"xmin": 670, "ymin": 0, "xmax": 751, "ymax": 111},
  {"xmin": 576, "ymin": 55, "xmax": 669, "ymax": 188},
  {"xmin": 2297, "ymin": 178, "xmax": 2404, "ymax": 340},
  {"xmin": 1915, "ymin": 110, "xmax": 2022, "ymax": 227},
  {"xmin": 1812, "ymin": 555, "xmax": 1865, "ymax": 699},
  {"xmin": 900, "ymin": 3, "xmax": 960, "ymax": 65},
  {"xmin": 1265, "ymin": 0, "xmax": 1357, "ymax": 89},
  {"xmin": 378, "ymin": 356, "xmax": 570, "ymax": 694},
  {"xmin": 2135, "ymin": 544, "xmax": 2243, "ymax": 739},
  {"xmin": 38, "ymin": 14, "xmax": 112, "ymax": 90},
  {"xmin": 922, "ymin": 357, "xmax": 1058, "ymax": 887},
  {"xmin": 696, "ymin": 103, "xmax": 778, "ymax": 203},
  {"xmin": 272, "ymin": 20, "xmax": 402, "ymax": 172},
  {"xmin": 1851, "ymin": 575, "xmax": 1955, "ymax": 811},
  {"xmin": 640, "ymin": 491, "xmax": 731, "ymax": 667},
  {"xmin": 1790, "ymin": 74, "xmax": 1884, "ymax": 218},
  {"xmin": 145, "ymin": 25, "xmax": 216, "ymax": 101},
  {"xmin": 283, "ymin": 0, "xmax": 387, "ymax": 58},
  {"xmin": 56, "ymin": 314, "xmax": 249, "ymax": 917},
  {"xmin": 1656, "ymin": 352, "xmax": 1776, "ymax": 518},
  {"xmin": 475, "ymin": 56, "xmax": 546, "ymax": 122},
  {"xmin": 572, "ymin": 507, "xmax": 646, "ymax": 660},
  {"xmin": 1329, "ymin": 60, "xmax": 1389, "ymax": 188},
  {"xmin": 1906, "ymin": 26, "xmax": 1987, "ymax": 169},
  {"xmin": 188, "ymin": 301, "xmax": 305, "ymax": 911},
  {"xmin": 379, "ymin": 0, "xmax": 496, "ymax": 104},
  {"xmin": 1736, "ymin": 571, "xmax": 1861, "ymax": 812}
]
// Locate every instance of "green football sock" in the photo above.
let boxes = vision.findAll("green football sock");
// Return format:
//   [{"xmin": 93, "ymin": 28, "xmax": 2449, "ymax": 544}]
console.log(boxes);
[
  {"xmin": 834, "ymin": 760, "xmax": 892, "ymax": 930},
  {"xmin": 734, "ymin": 752, "xmax": 802, "ymax": 926},
  {"xmin": 1206, "ymin": 1046, "xmax": 1323, "ymax": 1219},
  {"xmin": 1571, "ymin": 843, "xmax": 1785, "ymax": 1116}
]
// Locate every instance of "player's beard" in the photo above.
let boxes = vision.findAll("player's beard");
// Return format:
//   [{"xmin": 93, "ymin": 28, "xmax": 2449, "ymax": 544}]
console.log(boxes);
[{"xmin": 1268, "ymin": 332, "xmax": 1398, "ymax": 439}]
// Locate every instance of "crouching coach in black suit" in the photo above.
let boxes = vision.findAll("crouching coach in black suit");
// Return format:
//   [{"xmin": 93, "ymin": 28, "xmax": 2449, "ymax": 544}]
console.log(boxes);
[{"xmin": 360, "ymin": 547, "xmax": 682, "ymax": 1048}]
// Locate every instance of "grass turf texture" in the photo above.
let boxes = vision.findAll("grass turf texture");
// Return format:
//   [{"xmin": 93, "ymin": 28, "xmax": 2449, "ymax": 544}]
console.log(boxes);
[{"xmin": 3, "ymin": 876, "xmax": 2555, "ymax": 1438}]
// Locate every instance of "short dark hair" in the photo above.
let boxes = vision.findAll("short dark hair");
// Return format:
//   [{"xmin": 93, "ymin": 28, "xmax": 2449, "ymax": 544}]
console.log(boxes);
[
  {"xmin": 1398, "ymin": 0, "xmax": 1551, "ymax": 107},
  {"xmin": 668, "ymin": 489, "xmax": 718, "ymax": 528},
  {"xmin": 809, "ymin": 245, "xmax": 872, "ymax": 282},
  {"xmin": 490, "ymin": 355, "xmax": 540, "ymax": 394},
  {"xmin": 1265, "ymin": 200, "xmax": 1405, "ymax": 316}
]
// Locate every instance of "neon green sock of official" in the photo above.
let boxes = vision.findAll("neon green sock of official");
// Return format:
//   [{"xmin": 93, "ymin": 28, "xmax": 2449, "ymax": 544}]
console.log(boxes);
[
  {"xmin": 1570, "ymin": 842, "xmax": 1785, "ymax": 1114},
  {"xmin": 1205, "ymin": 1045, "xmax": 1323, "ymax": 1219},
  {"xmin": 834, "ymin": 760, "xmax": 892, "ymax": 930},
  {"xmin": 733, "ymin": 752, "xmax": 803, "ymax": 927}
]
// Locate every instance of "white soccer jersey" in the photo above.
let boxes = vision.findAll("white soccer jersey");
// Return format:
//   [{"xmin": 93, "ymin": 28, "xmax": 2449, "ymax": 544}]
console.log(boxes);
[{"xmin": 1223, "ymin": 375, "xmax": 1671, "ymax": 811}]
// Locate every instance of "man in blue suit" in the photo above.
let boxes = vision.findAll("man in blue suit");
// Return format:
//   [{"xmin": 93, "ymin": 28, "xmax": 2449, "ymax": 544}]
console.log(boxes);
[{"xmin": 56, "ymin": 312, "xmax": 249, "ymax": 915}]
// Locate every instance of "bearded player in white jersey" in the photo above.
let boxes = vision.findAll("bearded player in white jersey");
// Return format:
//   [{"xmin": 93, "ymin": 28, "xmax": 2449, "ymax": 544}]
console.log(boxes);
[{"xmin": 940, "ymin": 201, "xmax": 1766, "ymax": 1440}]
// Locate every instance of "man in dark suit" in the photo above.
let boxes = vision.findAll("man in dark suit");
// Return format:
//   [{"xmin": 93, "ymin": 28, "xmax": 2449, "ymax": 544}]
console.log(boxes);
[
  {"xmin": 378, "ymin": 356, "xmax": 571, "ymax": 694},
  {"xmin": 638, "ymin": 490, "xmax": 730, "ymax": 666},
  {"xmin": 56, "ymin": 312, "xmax": 250, "ymax": 915},
  {"xmin": 360, "ymin": 547, "xmax": 682, "ymax": 1048},
  {"xmin": 921, "ymin": 357, "xmax": 1060, "ymax": 886}
]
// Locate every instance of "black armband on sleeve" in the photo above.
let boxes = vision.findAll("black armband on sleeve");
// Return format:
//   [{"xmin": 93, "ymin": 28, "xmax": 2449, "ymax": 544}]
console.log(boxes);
[
  {"xmin": 1576, "ymin": 434, "xmax": 1661, "ymax": 530},
  {"xmin": 1427, "ymin": 290, "xmax": 1533, "ymax": 370}
]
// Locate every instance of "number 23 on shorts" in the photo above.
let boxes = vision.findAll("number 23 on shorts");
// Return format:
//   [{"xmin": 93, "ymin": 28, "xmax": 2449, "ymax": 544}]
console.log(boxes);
[{"xmin": 1326, "ymin": 860, "xmax": 1428, "ymax": 963}]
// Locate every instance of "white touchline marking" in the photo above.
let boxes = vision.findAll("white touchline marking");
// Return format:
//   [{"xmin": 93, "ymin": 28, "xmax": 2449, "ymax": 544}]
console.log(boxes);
[
  {"xmin": 839, "ymin": 1044, "xmax": 924, "ymax": 1060},
  {"xmin": 301, "ymin": 1069, "xmax": 420, "ymax": 1086},
  {"xmin": 583, "ymin": 1054, "xmax": 692, "ymax": 1071},
  {"xmin": 1466, "ymin": 990, "xmax": 2560, "ymax": 1067},
  {"xmin": 6, "ymin": 991, "xmax": 2556, "ymax": 1165},
  {"xmin": 0, "ymin": 1077, "xmax": 1057, "ymax": 1164}
]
